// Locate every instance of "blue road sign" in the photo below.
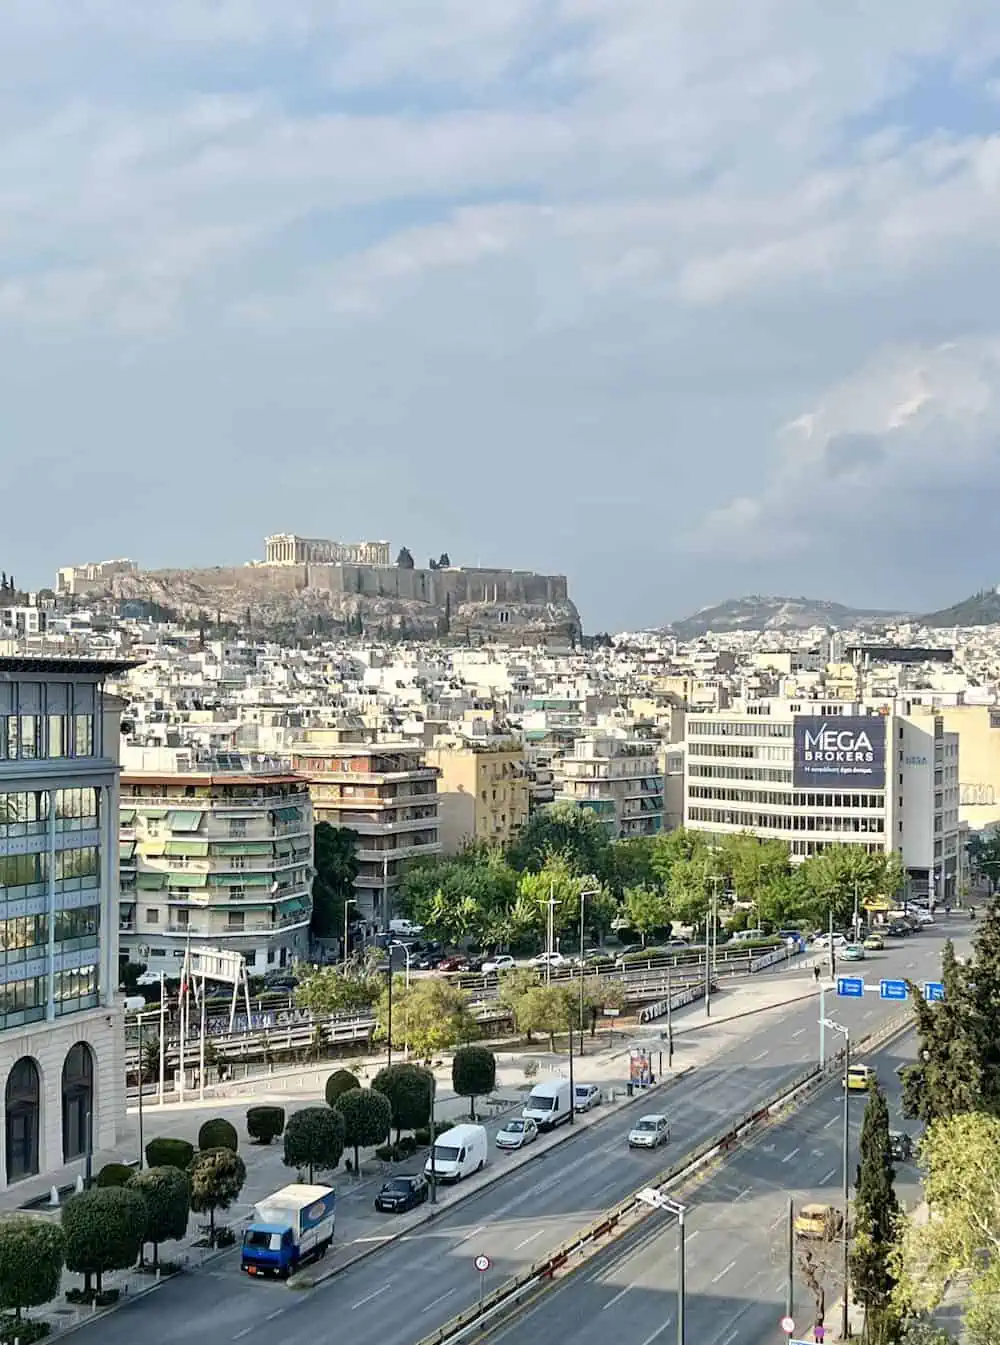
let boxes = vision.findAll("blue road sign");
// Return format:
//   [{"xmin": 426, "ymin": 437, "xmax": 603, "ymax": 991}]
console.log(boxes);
[
  {"xmin": 880, "ymin": 978, "xmax": 909, "ymax": 1001},
  {"xmin": 923, "ymin": 981, "xmax": 945, "ymax": 1002},
  {"xmin": 837, "ymin": 976, "xmax": 864, "ymax": 998}
]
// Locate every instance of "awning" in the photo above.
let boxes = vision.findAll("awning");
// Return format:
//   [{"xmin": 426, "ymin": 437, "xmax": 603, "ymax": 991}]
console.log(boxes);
[
  {"xmin": 210, "ymin": 841, "xmax": 273, "ymax": 857},
  {"xmin": 141, "ymin": 809, "xmax": 168, "ymax": 820},
  {"xmin": 137, "ymin": 872, "xmax": 167, "ymax": 890},
  {"xmin": 164, "ymin": 840, "xmax": 209, "ymax": 858},
  {"xmin": 167, "ymin": 810, "xmax": 204, "ymax": 832},
  {"xmin": 120, "ymin": 809, "xmax": 136, "ymax": 824},
  {"xmin": 167, "ymin": 871, "xmax": 209, "ymax": 888},
  {"xmin": 278, "ymin": 896, "xmax": 311, "ymax": 916},
  {"xmin": 273, "ymin": 805, "xmax": 302, "ymax": 823},
  {"xmin": 119, "ymin": 841, "xmax": 136, "ymax": 863},
  {"xmin": 209, "ymin": 872, "xmax": 272, "ymax": 888}
]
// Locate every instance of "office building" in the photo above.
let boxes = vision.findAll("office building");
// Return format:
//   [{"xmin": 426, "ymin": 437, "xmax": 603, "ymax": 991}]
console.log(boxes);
[{"xmin": 0, "ymin": 655, "xmax": 135, "ymax": 1191}]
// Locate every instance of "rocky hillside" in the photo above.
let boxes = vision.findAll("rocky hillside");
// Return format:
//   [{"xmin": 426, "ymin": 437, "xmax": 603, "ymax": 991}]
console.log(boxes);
[
  {"xmin": 920, "ymin": 589, "xmax": 1000, "ymax": 628},
  {"xmin": 667, "ymin": 595, "xmax": 902, "ymax": 639}
]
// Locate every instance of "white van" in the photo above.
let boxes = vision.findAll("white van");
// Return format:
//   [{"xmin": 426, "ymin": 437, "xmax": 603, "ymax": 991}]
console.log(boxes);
[
  {"xmin": 424, "ymin": 1123, "xmax": 488, "ymax": 1183},
  {"xmin": 389, "ymin": 919, "xmax": 423, "ymax": 937},
  {"xmin": 522, "ymin": 1078, "xmax": 572, "ymax": 1131}
]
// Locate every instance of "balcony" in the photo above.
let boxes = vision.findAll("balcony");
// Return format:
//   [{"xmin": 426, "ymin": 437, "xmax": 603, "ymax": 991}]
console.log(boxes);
[{"xmin": 120, "ymin": 793, "xmax": 310, "ymax": 813}]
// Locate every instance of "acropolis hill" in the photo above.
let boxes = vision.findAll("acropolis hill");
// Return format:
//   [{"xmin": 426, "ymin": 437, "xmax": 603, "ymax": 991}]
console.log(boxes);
[{"xmin": 72, "ymin": 535, "xmax": 581, "ymax": 644}]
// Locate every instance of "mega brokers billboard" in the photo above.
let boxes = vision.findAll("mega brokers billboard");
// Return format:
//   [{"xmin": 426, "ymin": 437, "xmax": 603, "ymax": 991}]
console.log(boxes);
[{"xmin": 793, "ymin": 715, "xmax": 887, "ymax": 790}]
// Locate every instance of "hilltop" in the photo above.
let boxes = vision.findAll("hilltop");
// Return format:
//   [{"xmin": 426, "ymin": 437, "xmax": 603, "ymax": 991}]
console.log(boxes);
[
  {"xmin": 920, "ymin": 589, "xmax": 1000, "ymax": 628},
  {"xmin": 666, "ymin": 595, "xmax": 903, "ymax": 639}
]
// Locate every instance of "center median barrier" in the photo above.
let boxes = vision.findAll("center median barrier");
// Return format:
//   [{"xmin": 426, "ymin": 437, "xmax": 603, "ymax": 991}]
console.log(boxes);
[{"xmin": 414, "ymin": 1006, "xmax": 915, "ymax": 1345}]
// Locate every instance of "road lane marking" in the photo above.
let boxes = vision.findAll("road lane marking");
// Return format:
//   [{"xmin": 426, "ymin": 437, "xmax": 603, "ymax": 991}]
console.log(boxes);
[
  {"xmin": 824, "ymin": 1116, "xmax": 839, "ymax": 1129},
  {"xmin": 603, "ymin": 1284, "xmax": 633, "ymax": 1310},
  {"xmin": 792, "ymin": 1028, "xmax": 806, "ymax": 1038},
  {"xmin": 352, "ymin": 1284, "xmax": 391, "ymax": 1310},
  {"xmin": 712, "ymin": 1259, "xmax": 737, "ymax": 1283},
  {"xmin": 751, "ymin": 1049, "xmax": 769, "ymax": 1061},
  {"xmin": 233, "ymin": 1331, "xmax": 253, "ymax": 1341},
  {"xmin": 735, "ymin": 1186, "xmax": 752, "ymax": 1201},
  {"xmin": 265, "ymin": 1310, "xmax": 284, "ymax": 1322},
  {"xmin": 639, "ymin": 1316, "xmax": 674, "ymax": 1345},
  {"xmin": 782, "ymin": 1147, "xmax": 800, "ymax": 1163},
  {"xmin": 514, "ymin": 1230, "xmax": 544, "ymax": 1250},
  {"xmin": 821, "ymin": 1167, "xmax": 837, "ymax": 1183},
  {"xmin": 422, "ymin": 1289, "xmax": 456, "ymax": 1313}
]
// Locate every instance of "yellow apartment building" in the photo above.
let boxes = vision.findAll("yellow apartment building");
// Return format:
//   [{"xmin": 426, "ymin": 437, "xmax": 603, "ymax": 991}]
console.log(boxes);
[{"xmin": 426, "ymin": 738, "xmax": 529, "ymax": 856}]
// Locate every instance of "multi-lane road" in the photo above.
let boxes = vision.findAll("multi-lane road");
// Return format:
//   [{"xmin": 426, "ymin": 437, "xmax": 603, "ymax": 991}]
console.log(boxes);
[{"xmin": 82, "ymin": 921, "xmax": 969, "ymax": 1345}]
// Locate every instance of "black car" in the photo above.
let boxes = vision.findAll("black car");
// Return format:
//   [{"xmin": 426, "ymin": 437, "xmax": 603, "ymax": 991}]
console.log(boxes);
[
  {"xmin": 889, "ymin": 1131, "xmax": 914, "ymax": 1162},
  {"xmin": 374, "ymin": 1175, "xmax": 429, "ymax": 1213},
  {"xmin": 886, "ymin": 920, "xmax": 910, "ymax": 937}
]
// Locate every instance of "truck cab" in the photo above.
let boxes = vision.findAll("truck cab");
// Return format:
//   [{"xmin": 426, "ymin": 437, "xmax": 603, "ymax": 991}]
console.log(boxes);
[
  {"xmin": 242, "ymin": 1224, "xmax": 298, "ymax": 1278},
  {"xmin": 241, "ymin": 1184, "xmax": 336, "ymax": 1279}
]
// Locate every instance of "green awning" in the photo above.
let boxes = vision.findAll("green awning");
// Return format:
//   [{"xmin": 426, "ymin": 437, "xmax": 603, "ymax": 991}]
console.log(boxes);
[
  {"xmin": 137, "ymin": 872, "xmax": 167, "ymax": 890},
  {"xmin": 273, "ymin": 805, "xmax": 302, "ymax": 823},
  {"xmin": 277, "ymin": 895, "xmax": 311, "ymax": 916},
  {"xmin": 120, "ymin": 809, "xmax": 136, "ymax": 824},
  {"xmin": 210, "ymin": 841, "xmax": 273, "ymax": 857},
  {"xmin": 209, "ymin": 872, "xmax": 271, "ymax": 888},
  {"xmin": 141, "ymin": 809, "xmax": 168, "ymax": 820},
  {"xmin": 164, "ymin": 840, "xmax": 209, "ymax": 858},
  {"xmin": 167, "ymin": 810, "xmax": 203, "ymax": 832},
  {"xmin": 119, "ymin": 842, "xmax": 136, "ymax": 864},
  {"xmin": 167, "ymin": 871, "xmax": 209, "ymax": 888}
]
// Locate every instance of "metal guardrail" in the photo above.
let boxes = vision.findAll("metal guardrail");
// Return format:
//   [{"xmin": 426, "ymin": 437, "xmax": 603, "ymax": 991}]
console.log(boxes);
[{"xmin": 414, "ymin": 1006, "xmax": 913, "ymax": 1345}]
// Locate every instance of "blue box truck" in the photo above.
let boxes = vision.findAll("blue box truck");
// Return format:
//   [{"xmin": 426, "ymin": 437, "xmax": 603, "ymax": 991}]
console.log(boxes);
[{"xmin": 241, "ymin": 1183, "xmax": 336, "ymax": 1279}]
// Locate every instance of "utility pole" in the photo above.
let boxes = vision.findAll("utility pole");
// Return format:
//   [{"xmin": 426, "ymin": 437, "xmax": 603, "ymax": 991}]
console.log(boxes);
[
  {"xmin": 545, "ymin": 882, "xmax": 558, "ymax": 986},
  {"xmin": 666, "ymin": 966, "xmax": 674, "ymax": 1069},
  {"xmin": 820, "ymin": 1014, "xmax": 852, "ymax": 1342},
  {"xmin": 786, "ymin": 1196, "xmax": 794, "ymax": 1325},
  {"xmin": 705, "ymin": 876, "xmax": 720, "ymax": 1017}
]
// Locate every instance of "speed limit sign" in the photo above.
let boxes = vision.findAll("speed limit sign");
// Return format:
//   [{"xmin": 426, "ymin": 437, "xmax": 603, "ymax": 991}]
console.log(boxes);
[
  {"xmin": 475, "ymin": 1254, "xmax": 491, "ymax": 1272},
  {"xmin": 780, "ymin": 1317, "xmax": 795, "ymax": 1335}
]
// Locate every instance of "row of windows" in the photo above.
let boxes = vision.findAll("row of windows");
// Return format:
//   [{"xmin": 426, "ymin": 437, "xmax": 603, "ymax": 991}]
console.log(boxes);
[
  {"xmin": 689, "ymin": 786, "xmax": 886, "ymax": 810},
  {"xmin": 0, "ymin": 907, "xmax": 99, "ymax": 959},
  {"xmin": 0, "ymin": 847, "xmax": 101, "ymax": 891},
  {"xmin": 689, "ymin": 764, "xmax": 793, "ymax": 784},
  {"xmin": 689, "ymin": 721, "xmax": 794, "ymax": 738},
  {"xmin": 0, "ymin": 714, "xmax": 95, "ymax": 762},
  {"xmin": 688, "ymin": 806, "xmax": 885, "ymax": 834},
  {"xmin": 689, "ymin": 743, "xmax": 791, "ymax": 762},
  {"xmin": 0, "ymin": 964, "xmax": 99, "ymax": 1027},
  {"xmin": 0, "ymin": 789, "xmax": 100, "ymax": 837}
]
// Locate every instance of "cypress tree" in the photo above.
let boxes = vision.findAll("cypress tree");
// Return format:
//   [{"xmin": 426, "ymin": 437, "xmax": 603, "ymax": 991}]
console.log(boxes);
[
  {"xmin": 962, "ymin": 899, "xmax": 1000, "ymax": 1115},
  {"xmin": 850, "ymin": 1082, "xmax": 900, "ymax": 1343},
  {"xmin": 901, "ymin": 940, "xmax": 982, "ymax": 1124}
]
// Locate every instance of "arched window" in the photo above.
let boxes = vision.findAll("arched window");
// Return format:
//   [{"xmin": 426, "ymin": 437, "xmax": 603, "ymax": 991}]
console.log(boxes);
[
  {"xmin": 5, "ymin": 1057, "xmax": 40, "ymax": 1182},
  {"xmin": 62, "ymin": 1042, "xmax": 94, "ymax": 1162}
]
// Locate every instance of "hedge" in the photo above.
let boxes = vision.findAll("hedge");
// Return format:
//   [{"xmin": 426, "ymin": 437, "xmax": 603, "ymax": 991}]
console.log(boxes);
[
  {"xmin": 197, "ymin": 1118, "xmax": 239, "ymax": 1153},
  {"xmin": 96, "ymin": 1163, "xmax": 134, "ymax": 1189},
  {"xmin": 324, "ymin": 1069, "xmax": 360, "ymax": 1107},
  {"xmin": 246, "ymin": 1106, "xmax": 285, "ymax": 1145},
  {"xmin": 144, "ymin": 1137, "xmax": 195, "ymax": 1171}
]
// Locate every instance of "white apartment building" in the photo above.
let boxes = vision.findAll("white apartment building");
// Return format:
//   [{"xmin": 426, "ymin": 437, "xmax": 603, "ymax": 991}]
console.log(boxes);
[
  {"xmin": 119, "ymin": 750, "xmax": 313, "ymax": 977},
  {"xmin": 684, "ymin": 700, "xmax": 961, "ymax": 901},
  {"xmin": 559, "ymin": 734, "xmax": 664, "ymax": 839}
]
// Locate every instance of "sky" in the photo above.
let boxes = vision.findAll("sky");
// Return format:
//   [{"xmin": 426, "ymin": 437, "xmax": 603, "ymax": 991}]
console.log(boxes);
[{"xmin": 5, "ymin": 2, "xmax": 1000, "ymax": 631}]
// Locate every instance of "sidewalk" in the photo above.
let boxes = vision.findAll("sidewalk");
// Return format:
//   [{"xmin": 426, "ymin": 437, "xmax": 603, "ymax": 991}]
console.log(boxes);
[{"xmin": 10, "ymin": 973, "xmax": 825, "ymax": 1337}]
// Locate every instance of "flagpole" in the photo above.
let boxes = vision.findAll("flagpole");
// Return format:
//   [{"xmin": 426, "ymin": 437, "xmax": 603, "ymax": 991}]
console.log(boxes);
[{"xmin": 178, "ymin": 936, "xmax": 190, "ymax": 1103}]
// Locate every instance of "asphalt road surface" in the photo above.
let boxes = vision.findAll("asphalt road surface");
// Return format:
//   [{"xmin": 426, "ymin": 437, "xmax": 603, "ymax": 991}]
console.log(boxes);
[{"xmin": 79, "ymin": 921, "xmax": 966, "ymax": 1345}]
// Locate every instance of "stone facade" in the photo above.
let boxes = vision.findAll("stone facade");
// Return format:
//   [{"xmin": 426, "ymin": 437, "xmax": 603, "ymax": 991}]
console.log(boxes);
[{"xmin": 265, "ymin": 535, "xmax": 391, "ymax": 566}]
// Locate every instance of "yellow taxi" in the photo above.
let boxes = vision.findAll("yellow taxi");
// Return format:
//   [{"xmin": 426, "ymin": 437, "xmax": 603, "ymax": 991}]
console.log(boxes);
[
  {"xmin": 794, "ymin": 1203, "xmax": 844, "ymax": 1239},
  {"xmin": 844, "ymin": 1064, "xmax": 876, "ymax": 1093},
  {"xmin": 863, "ymin": 933, "xmax": 885, "ymax": 951}
]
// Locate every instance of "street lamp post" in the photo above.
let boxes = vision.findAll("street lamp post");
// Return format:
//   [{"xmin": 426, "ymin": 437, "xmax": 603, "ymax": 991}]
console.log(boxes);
[
  {"xmin": 821, "ymin": 1015, "xmax": 851, "ymax": 1341},
  {"xmin": 637, "ymin": 1188, "xmax": 687, "ymax": 1345},
  {"xmin": 705, "ymin": 877, "xmax": 720, "ymax": 1018},
  {"xmin": 385, "ymin": 940, "xmax": 413, "ymax": 1070},
  {"xmin": 343, "ymin": 897, "xmax": 357, "ymax": 967},
  {"xmin": 578, "ymin": 887, "xmax": 598, "ymax": 1060},
  {"xmin": 429, "ymin": 1075, "xmax": 438, "ymax": 1204}
]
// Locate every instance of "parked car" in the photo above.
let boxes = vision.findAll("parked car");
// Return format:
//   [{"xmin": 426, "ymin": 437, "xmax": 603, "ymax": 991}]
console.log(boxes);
[
  {"xmin": 523, "ymin": 1079, "xmax": 573, "ymax": 1130},
  {"xmin": 495, "ymin": 1117, "xmax": 538, "ymax": 1151},
  {"xmin": 389, "ymin": 919, "xmax": 424, "ymax": 937},
  {"xmin": 573, "ymin": 1083, "xmax": 602, "ymax": 1113},
  {"xmin": 628, "ymin": 1115, "xmax": 671, "ymax": 1149},
  {"xmin": 424, "ymin": 1124, "xmax": 488, "ymax": 1183},
  {"xmin": 437, "ymin": 955, "xmax": 467, "ymax": 973},
  {"xmin": 482, "ymin": 954, "xmax": 516, "ymax": 974},
  {"xmin": 531, "ymin": 951, "xmax": 569, "ymax": 969},
  {"xmin": 889, "ymin": 1131, "xmax": 914, "ymax": 1162},
  {"xmin": 812, "ymin": 932, "xmax": 849, "ymax": 949},
  {"xmin": 374, "ymin": 1174, "xmax": 429, "ymax": 1213}
]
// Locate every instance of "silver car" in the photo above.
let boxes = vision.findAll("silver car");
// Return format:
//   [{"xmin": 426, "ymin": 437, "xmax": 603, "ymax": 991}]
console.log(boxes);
[
  {"xmin": 495, "ymin": 1117, "xmax": 538, "ymax": 1150},
  {"xmin": 628, "ymin": 1115, "xmax": 671, "ymax": 1149},
  {"xmin": 573, "ymin": 1083, "xmax": 602, "ymax": 1113}
]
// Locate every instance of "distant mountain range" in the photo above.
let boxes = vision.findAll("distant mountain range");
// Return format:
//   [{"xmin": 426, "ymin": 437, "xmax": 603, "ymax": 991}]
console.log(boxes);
[{"xmin": 664, "ymin": 589, "xmax": 1000, "ymax": 638}]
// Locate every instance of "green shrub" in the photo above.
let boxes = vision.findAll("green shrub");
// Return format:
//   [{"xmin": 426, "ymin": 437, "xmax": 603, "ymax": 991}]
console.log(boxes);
[
  {"xmin": 374, "ymin": 1144, "xmax": 395, "ymax": 1162},
  {"xmin": 197, "ymin": 1118, "xmax": 239, "ymax": 1153},
  {"xmin": 96, "ymin": 1163, "xmax": 134, "ymax": 1189},
  {"xmin": 324, "ymin": 1069, "xmax": 360, "ymax": 1107},
  {"xmin": 144, "ymin": 1137, "xmax": 195, "ymax": 1171},
  {"xmin": 0, "ymin": 1218, "xmax": 64, "ymax": 1322},
  {"xmin": 246, "ymin": 1106, "xmax": 285, "ymax": 1145},
  {"xmin": 396, "ymin": 1135, "xmax": 417, "ymax": 1157},
  {"xmin": 0, "ymin": 1315, "xmax": 51, "ymax": 1344}
]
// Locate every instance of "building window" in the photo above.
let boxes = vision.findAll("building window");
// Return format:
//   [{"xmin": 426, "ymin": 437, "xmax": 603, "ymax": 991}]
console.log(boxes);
[
  {"xmin": 176, "ymin": 910, "xmax": 190, "ymax": 928},
  {"xmin": 54, "ymin": 965, "xmax": 98, "ymax": 1015},
  {"xmin": 48, "ymin": 714, "xmax": 67, "ymax": 759},
  {"xmin": 229, "ymin": 820, "xmax": 247, "ymax": 838},
  {"xmin": 18, "ymin": 715, "xmax": 40, "ymax": 760},
  {"xmin": 62, "ymin": 1042, "xmax": 94, "ymax": 1162},
  {"xmin": 73, "ymin": 714, "xmax": 95, "ymax": 758},
  {"xmin": 227, "ymin": 911, "xmax": 245, "ymax": 931},
  {"xmin": 147, "ymin": 908, "xmax": 160, "ymax": 924},
  {"xmin": 5, "ymin": 1056, "xmax": 40, "ymax": 1182}
]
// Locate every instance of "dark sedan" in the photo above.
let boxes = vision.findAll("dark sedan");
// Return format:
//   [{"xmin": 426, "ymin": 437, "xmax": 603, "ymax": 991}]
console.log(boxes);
[{"xmin": 374, "ymin": 1174, "xmax": 429, "ymax": 1213}]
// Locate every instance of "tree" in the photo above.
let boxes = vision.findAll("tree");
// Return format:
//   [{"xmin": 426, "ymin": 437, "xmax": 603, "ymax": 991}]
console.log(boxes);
[
  {"xmin": 623, "ymin": 885, "xmax": 671, "ymax": 945},
  {"xmin": 296, "ymin": 964, "xmax": 381, "ymax": 1015},
  {"xmin": 283, "ymin": 1107, "xmax": 345, "ymax": 1182},
  {"xmin": 397, "ymin": 851, "xmax": 520, "ymax": 947},
  {"xmin": 334, "ymin": 1088, "xmax": 392, "ymax": 1175},
  {"xmin": 582, "ymin": 976, "xmax": 625, "ymax": 1035},
  {"xmin": 325, "ymin": 1068, "xmax": 361, "ymax": 1106},
  {"xmin": 667, "ymin": 850, "xmax": 718, "ymax": 931},
  {"xmin": 371, "ymin": 1063, "xmax": 433, "ymax": 1141},
  {"xmin": 0, "ymin": 1217, "xmax": 64, "ymax": 1321},
  {"xmin": 376, "ymin": 976, "xmax": 476, "ymax": 1057},
  {"xmin": 901, "ymin": 940, "xmax": 983, "ymax": 1124},
  {"xmin": 246, "ymin": 1106, "xmax": 285, "ymax": 1145},
  {"xmin": 452, "ymin": 1046, "xmax": 496, "ymax": 1121},
  {"xmin": 438, "ymin": 553, "xmax": 451, "ymax": 568},
  {"xmin": 127, "ymin": 1166, "xmax": 191, "ymax": 1269},
  {"xmin": 310, "ymin": 823, "xmax": 360, "ymax": 941},
  {"xmin": 498, "ymin": 967, "xmax": 541, "ymax": 1036},
  {"xmin": 514, "ymin": 984, "xmax": 574, "ymax": 1051},
  {"xmin": 650, "ymin": 827, "xmax": 709, "ymax": 890},
  {"xmin": 603, "ymin": 836, "xmax": 658, "ymax": 895},
  {"xmin": 145, "ymin": 1137, "xmax": 195, "ymax": 1170},
  {"xmin": 396, "ymin": 547, "xmax": 414, "ymax": 569},
  {"xmin": 62, "ymin": 1187, "xmax": 146, "ymax": 1295},
  {"xmin": 507, "ymin": 801, "xmax": 610, "ymax": 878},
  {"xmin": 894, "ymin": 1112, "xmax": 1000, "ymax": 1340},
  {"xmin": 189, "ymin": 1148, "xmax": 247, "ymax": 1245},
  {"xmin": 851, "ymin": 1083, "xmax": 900, "ymax": 1342},
  {"xmin": 714, "ymin": 832, "xmax": 791, "ymax": 905},
  {"xmin": 797, "ymin": 1205, "xmax": 844, "ymax": 1339},
  {"xmin": 796, "ymin": 845, "xmax": 903, "ymax": 930},
  {"xmin": 198, "ymin": 1118, "xmax": 238, "ymax": 1152},
  {"xmin": 968, "ymin": 831, "xmax": 1000, "ymax": 892}
]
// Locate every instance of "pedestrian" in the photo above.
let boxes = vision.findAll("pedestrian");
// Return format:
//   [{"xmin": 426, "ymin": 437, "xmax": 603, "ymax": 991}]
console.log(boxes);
[{"xmin": 813, "ymin": 963, "xmax": 821, "ymax": 983}]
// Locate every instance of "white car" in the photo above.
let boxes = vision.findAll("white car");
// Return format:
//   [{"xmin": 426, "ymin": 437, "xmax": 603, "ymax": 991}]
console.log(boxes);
[
  {"xmin": 531, "ymin": 952, "xmax": 568, "ymax": 968},
  {"xmin": 812, "ymin": 933, "xmax": 849, "ymax": 950},
  {"xmin": 628, "ymin": 1115, "xmax": 671, "ymax": 1149},
  {"xmin": 495, "ymin": 1117, "xmax": 538, "ymax": 1150},
  {"xmin": 573, "ymin": 1083, "xmax": 602, "ymax": 1113},
  {"xmin": 911, "ymin": 910, "xmax": 935, "ymax": 925},
  {"xmin": 482, "ymin": 954, "xmax": 516, "ymax": 974}
]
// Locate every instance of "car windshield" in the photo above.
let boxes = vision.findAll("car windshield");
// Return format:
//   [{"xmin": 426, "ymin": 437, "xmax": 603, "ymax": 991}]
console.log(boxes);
[
  {"xmin": 433, "ymin": 1145, "xmax": 460, "ymax": 1162},
  {"xmin": 384, "ymin": 1179, "xmax": 413, "ymax": 1192},
  {"xmin": 636, "ymin": 1120, "xmax": 657, "ymax": 1131},
  {"xmin": 505, "ymin": 1121, "xmax": 526, "ymax": 1133},
  {"xmin": 244, "ymin": 1230, "xmax": 282, "ymax": 1251},
  {"xmin": 530, "ymin": 1096, "xmax": 555, "ymax": 1111}
]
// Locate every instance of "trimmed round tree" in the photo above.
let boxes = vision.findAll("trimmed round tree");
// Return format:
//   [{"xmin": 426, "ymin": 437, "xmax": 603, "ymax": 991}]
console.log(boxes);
[
  {"xmin": 96, "ymin": 1162, "xmax": 134, "ymax": 1189},
  {"xmin": 127, "ymin": 1165, "xmax": 191, "ymax": 1268},
  {"xmin": 334, "ymin": 1087, "xmax": 392, "ymax": 1176},
  {"xmin": 145, "ymin": 1137, "xmax": 195, "ymax": 1171},
  {"xmin": 246, "ymin": 1105, "xmax": 285, "ymax": 1145},
  {"xmin": 197, "ymin": 1118, "xmax": 239, "ymax": 1153},
  {"xmin": 372, "ymin": 1063, "xmax": 433, "ymax": 1142},
  {"xmin": 324, "ymin": 1068, "xmax": 360, "ymax": 1108},
  {"xmin": 283, "ymin": 1107, "xmax": 346, "ymax": 1184},
  {"xmin": 0, "ymin": 1216, "xmax": 65, "ymax": 1322},
  {"xmin": 62, "ymin": 1186, "xmax": 146, "ymax": 1295},
  {"xmin": 189, "ymin": 1148, "xmax": 247, "ymax": 1245},
  {"xmin": 452, "ymin": 1045, "xmax": 497, "ymax": 1121}
]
